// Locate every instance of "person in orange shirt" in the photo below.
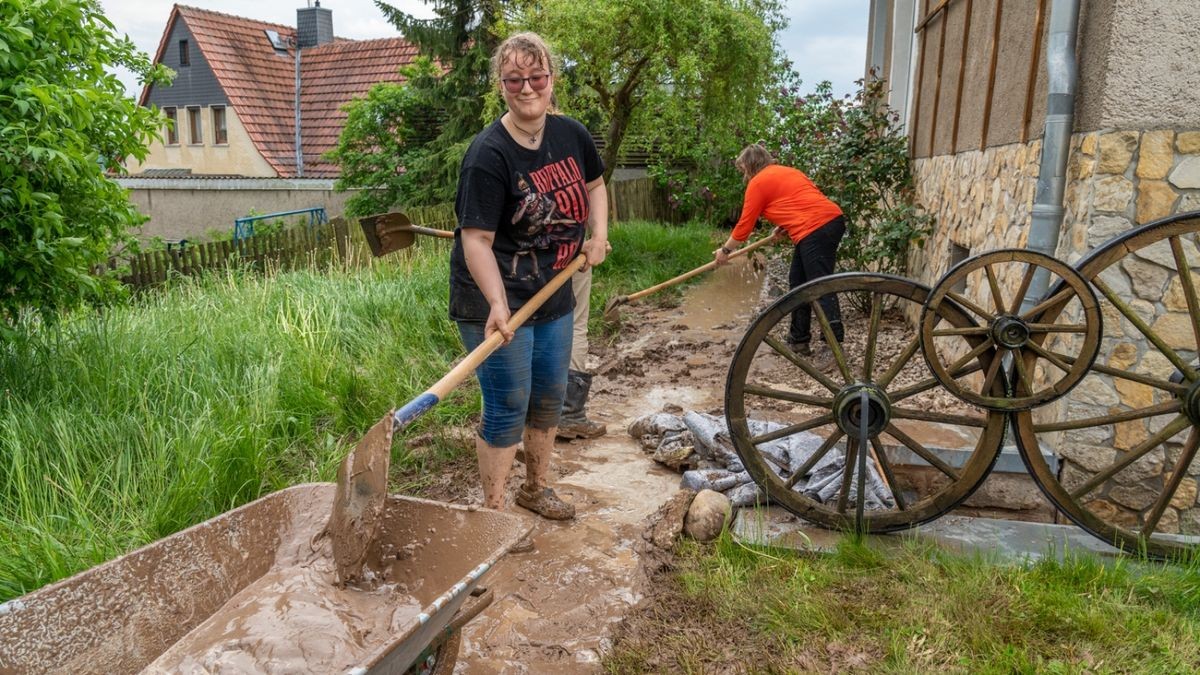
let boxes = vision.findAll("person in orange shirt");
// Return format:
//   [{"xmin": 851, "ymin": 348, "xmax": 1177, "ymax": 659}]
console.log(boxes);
[{"xmin": 715, "ymin": 143, "xmax": 847, "ymax": 367}]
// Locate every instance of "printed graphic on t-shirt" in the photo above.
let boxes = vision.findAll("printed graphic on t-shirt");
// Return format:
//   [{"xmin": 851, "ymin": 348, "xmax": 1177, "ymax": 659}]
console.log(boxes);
[{"xmin": 506, "ymin": 156, "xmax": 589, "ymax": 281}]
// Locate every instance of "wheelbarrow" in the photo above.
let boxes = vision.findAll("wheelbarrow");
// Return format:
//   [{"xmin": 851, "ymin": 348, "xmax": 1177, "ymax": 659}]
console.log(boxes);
[{"xmin": 0, "ymin": 483, "xmax": 530, "ymax": 674}]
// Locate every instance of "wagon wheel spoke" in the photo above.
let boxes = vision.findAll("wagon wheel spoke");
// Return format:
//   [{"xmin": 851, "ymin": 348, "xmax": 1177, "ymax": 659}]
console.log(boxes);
[
  {"xmin": 764, "ymin": 335, "xmax": 840, "ymax": 393},
  {"xmin": 1092, "ymin": 276, "xmax": 1198, "ymax": 381},
  {"xmin": 742, "ymin": 384, "xmax": 833, "ymax": 408},
  {"xmin": 931, "ymin": 326, "xmax": 991, "ymax": 337},
  {"xmin": 1011, "ymin": 349, "xmax": 1035, "ymax": 396},
  {"xmin": 750, "ymin": 414, "xmax": 835, "ymax": 445},
  {"xmin": 884, "ymin": 424, "xmax": 961, "ymax": 480},
  {"xmin": 890, "ymin": 407, "xmax": 989, "ymax": 428},
  {"xmin": 979, "ymin": 347, "xmax": 1005, "ymax": 397},
  {"xmin": 1027, "ymin": 323, "xmax": 1089, "ymax": 334},
  {"xmin": 876, "ymin": 332, "xmax": 922, "ymax": 390},
  {"xmin": 1069, "ymin": 415, "xmax": 1191, "ymax": 499},
  {"xmin": 813, "ymin": 301, "xmax": 852, "ymax": 383},
  {"xmin": 947, "ymin": 290, "xmax": 995, "ymax": 322},
  {"xmin": 1034, "ymin": 348, "xmax": 1187, "ymax": 394},
  {"xmin": 1169, "ymin": 235, "xmax": 1200, "ymax": 349},
  {"xmin": 1020, "ymin": 286, "xmax": 1076, "ymax": 322},
  {"xmin": 870, "ymin": 437, "xmax": 906, "ymax": 511},
  {"xmin": 1033, "ymin": 399, "xmax": 1182, "ymax": 432},
  {"xmin": 1141, "ymin": 429, "xmax": 1200, "ymax": 537},
  {"xmin": 946, "ymin": 337, "xmax": 997, "ymax": 377},
  {"xmin": 1009, "ymin": 262, "xmax": 1038, "ymax": 314},
  {"xmin": 984, "ymin": 264, "xmax": 1006, "ymax": 314},
  {"xmin": 863, "ymin": 292, "xmax": 882, "ymax": 381},
  {"xmin": 785, "ymin": 430, "xmax": 844, "ymax": 489},
  {"xmin": 836, "ymin": 438, "xmax": 858, "ymax": 514},
  {"xmin": 888, "ymin": 362, "xmax": 984, "ymax": 403},
  {"xmin": 1023, "ymin": 340, "xmax": 1072, "ymax": 374}
]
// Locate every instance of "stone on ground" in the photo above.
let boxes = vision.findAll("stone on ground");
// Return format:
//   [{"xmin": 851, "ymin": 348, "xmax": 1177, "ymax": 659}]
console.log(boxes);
[{"xmin": 685, "ymin": 489, "xmax": 732, "ymax": 542}]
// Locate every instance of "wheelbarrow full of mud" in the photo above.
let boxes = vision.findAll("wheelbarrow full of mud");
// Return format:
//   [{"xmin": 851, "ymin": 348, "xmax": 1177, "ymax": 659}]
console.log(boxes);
[{"xmin": 0, "ymin": 483, "xmax": 530, "ymax": 674}]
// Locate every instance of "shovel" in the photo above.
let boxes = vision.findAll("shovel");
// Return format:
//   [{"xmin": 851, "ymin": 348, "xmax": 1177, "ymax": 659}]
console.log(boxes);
[
  {"xmin": 327, "ymin": 253, "xmax": 588, "ymax": 583},
  {"xmin": 359, "ymin": 211, "xmax": 455, "ymax": 258},
  {"xmin": 602, "ymin": 234, "xmax": 776, "ymax": 324}
]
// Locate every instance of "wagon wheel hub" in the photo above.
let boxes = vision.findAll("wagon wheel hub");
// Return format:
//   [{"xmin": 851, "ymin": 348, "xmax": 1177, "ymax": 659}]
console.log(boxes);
[
  {"xmin": 989, "ymin": 315, "xmax": 1030, "ymax": 350},
  {"xmin": 832, "ymin": 383, "xmax": 891, "ymax": 438},
  {"xmin": 1181, "ymin": 380, "xmax": 1200, "ymax": 426}
]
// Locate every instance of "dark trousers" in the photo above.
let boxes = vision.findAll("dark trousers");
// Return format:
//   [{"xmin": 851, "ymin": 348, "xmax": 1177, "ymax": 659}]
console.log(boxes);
[{"xmin": 788, "ymin": 216, "xmax": 846, "ymax": 346}]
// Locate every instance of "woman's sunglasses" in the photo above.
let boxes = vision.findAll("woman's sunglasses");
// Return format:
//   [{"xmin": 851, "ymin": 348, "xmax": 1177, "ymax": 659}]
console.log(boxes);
[{"xmin": 501, "ymin": 73, "xmax": 551, "ymax": 93}]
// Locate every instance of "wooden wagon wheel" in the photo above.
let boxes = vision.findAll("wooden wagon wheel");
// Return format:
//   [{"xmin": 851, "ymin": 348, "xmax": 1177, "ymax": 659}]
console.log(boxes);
[
  {"xmin": 921, "ymin": 249, "xmax": 1102, "ymax": 411},
  {"xmin": 725, "ymin": 273, "xmax": 1009, "ymax": 533},
  {"xmin": 1013, "ymin": 212, "xmax": 1200, "ymax": 558}
]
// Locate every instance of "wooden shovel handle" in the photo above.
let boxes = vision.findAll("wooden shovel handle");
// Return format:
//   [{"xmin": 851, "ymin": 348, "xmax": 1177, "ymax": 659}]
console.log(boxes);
[
  {"xmin": 409, "ymin": 225, "xmax": 455, "ymax": 239},
  {"xmin": 427, "ymin": 255, "xmax": 587, "ymax": 400},
  {"xmin": 625, "ymin": 235, "xmax": 775, "ymax": 303}
]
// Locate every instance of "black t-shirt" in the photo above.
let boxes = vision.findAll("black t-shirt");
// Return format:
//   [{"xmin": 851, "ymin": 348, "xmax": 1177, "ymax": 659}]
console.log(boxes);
[{"xmin": 449, "ymin": 114, "xmax": 605, "ymax": 324}]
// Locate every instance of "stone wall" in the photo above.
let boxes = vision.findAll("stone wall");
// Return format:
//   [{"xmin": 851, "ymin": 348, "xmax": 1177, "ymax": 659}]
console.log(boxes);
[{"xmin": 910, "ymin": 128, "xmax": 1200, "ymax": 532}]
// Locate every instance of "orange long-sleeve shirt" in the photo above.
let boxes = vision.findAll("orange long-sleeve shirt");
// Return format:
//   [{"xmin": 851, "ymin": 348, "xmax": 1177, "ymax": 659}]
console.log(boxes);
[{"xmin": 730, "ymin": 164, "xmax": 843, "ymax": 244}]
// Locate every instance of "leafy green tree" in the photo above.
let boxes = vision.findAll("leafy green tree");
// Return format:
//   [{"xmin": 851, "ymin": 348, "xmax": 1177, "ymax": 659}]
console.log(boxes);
[
  {"xmin": 329, "ymin": 1, "xmax": 507, "ymax": 212},
  {"xmin": 522, "ymin": 0, "xmax": 781, "ymax": 182},
  {"xmin": 0, "ymin": 0, "xmax": 170, "ymax": 331}
]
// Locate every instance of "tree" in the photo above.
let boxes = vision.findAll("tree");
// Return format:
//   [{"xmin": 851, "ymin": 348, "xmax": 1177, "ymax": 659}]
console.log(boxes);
[
  {"xmin": 0, "ymin": 0, "xmax": 170, "ymax": 331},
  {"xmin": 522, "ymin": 0, "xmax": 781, "ymax": 182},
  {"xmin": 329, "ymin": 1, "xmax": 507, "ymax": 212}
]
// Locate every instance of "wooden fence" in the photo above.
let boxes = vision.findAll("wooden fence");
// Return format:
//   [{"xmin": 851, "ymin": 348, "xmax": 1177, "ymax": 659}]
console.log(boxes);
[{"xmin": 106, "ymin": 189, "xmax": 670, "ymax": 292}]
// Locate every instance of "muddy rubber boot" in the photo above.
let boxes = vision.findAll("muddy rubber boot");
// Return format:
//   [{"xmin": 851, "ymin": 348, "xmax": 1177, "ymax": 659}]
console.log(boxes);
[{"xmin": 556, "ymin": 370, "xmax": 607, "ymax": 440}]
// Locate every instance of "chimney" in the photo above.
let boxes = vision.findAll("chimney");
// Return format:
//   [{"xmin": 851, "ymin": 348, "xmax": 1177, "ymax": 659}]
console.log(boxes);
[{"xmin": 296, "ymin": 1, "xmax": 333, "ymax": 48}]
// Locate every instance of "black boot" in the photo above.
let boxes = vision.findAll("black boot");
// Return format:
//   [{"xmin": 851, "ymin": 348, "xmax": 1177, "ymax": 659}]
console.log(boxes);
[{"xmin": 557, "ymin": 370, "xmax": 607, "ymax": 440}]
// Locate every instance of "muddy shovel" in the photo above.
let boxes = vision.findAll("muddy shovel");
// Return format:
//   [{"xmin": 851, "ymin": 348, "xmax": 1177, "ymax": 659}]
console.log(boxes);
[
  {"xmin": 602, "ymin": 234, "xmax": 776, "ymax": 324},
  {"xmin": 327, "ymin": 253, "xmax": 587, "ymax": 583},
  {"xmin": 359, "ymin": 211, "xmax": 455, "ymax": 257}
]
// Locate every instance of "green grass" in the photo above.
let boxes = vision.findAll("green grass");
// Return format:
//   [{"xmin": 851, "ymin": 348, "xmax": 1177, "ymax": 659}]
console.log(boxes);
[
  {"xmin": 0, "ymin": 219, "xmax": 723, "ymax": 602},
  {"xmin": 606, "ymin": 533, "xmax": 1200, "ymax": 673}
]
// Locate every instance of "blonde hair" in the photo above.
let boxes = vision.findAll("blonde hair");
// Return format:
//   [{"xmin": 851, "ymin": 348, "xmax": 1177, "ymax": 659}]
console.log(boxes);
[
  {"xmin": 492, "ymin": 32, "xmax": 556, "ymax": 82},
  {"xmin": 735, "ymin": 143, "xmax": 775, "ymax": 179}
]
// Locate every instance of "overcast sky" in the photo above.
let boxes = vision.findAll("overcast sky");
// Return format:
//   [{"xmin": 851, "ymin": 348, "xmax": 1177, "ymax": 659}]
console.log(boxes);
[{"xmin": 98, "ymin": 0, "xmax": 869, "ymax": 99}]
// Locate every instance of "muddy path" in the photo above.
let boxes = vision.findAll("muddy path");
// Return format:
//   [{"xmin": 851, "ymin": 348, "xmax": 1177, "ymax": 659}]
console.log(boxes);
[{"xmin": 454, "ymin": 258, "xmax": 766, "ymax": 673}]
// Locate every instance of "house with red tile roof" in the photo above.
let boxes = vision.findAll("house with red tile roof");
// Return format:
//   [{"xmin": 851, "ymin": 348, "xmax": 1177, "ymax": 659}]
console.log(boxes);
[{"xmin": 126, "ymin": 3, "xmax": 419, "ymax": 179}]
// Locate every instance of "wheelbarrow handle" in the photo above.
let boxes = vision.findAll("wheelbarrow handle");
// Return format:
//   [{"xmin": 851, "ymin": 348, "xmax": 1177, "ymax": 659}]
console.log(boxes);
[{"xmin": 390, "ymin": 254, "xmax": 588, "ymax": 432}]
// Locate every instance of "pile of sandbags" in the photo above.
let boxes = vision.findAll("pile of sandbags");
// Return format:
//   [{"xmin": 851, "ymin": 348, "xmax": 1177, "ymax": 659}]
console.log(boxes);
[{"xmin": 629, "ymin": 411, "xmax": 893, "ymax": 511}]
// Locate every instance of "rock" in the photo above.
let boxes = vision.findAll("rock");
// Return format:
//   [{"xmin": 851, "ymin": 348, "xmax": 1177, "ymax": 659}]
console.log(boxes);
[
  {"xmin": 684, "ymin": 489, "xmax": 732, "ymax": 542},
  {"xmin": 1092, "ymin": 175, "xmax": 1134, "ymax": 213},
  {"xmin": 1097, "ymin": 131, "xmax": 1138, "ymax": 175},
  {"xmin": 1135, "ymin": 180, "xmax": 1178, "ymax": 225},
  {"xmin": 653, "ymin": 442, "xmax": 696, "ymax": 471},
  {"xmin": 642, "ymin": 489, "xmax": 695, "ymax": 550},
  {"xmin": 1177, "ymin": 132, "xmax": 1200, "ymax": 154},
  {"xmin": 681, "ymin": 469, "xmax": 740, "ymax": 493},
  {"xmin": 1169, "ymin": 156, "xmax": 1200, "ymax": 189},
  {"xmin": 1088, "ymin": 216, "xmax": 1132, "ymax": 249},
  {"xmin": 1135, "ymin": 130, "xmax": 1174, "ymax": 180},
  {"xmin": 1121, "ymin": 257, "xmax": 1169, "ymax": 299}
]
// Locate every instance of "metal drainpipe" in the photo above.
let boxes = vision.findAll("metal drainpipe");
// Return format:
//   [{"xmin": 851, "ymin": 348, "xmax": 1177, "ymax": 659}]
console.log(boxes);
[
  {"xmin": 1019, "ymin": 0, "xmax": 1081, "ymax": 315},
  {"xmin": 294, "ymin": 45, "xmax": 304, "ymax": 178}
]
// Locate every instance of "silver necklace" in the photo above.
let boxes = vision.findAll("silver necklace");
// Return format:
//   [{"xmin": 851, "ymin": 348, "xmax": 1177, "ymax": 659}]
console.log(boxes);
[{"xmin": 509, "ymin": 117, "xmax": 546, "ymax": 144}]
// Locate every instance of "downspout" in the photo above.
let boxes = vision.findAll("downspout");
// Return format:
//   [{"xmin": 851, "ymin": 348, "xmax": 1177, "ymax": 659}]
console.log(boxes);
[
  {"xmin": 1020, "ymin": 0, "xmax": 1081, "ymax": 314},
  {"xmin": 294, "ymin": 44, "xmax": 304, "ymax": 178}
]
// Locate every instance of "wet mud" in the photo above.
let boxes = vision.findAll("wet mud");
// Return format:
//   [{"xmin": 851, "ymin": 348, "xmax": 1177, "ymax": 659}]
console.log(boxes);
[{"xmin": 456, "ymin": 259, "xmax": 766, "ymax": 673}]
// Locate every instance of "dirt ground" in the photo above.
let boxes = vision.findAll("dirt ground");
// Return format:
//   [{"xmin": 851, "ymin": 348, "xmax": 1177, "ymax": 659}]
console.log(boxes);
[{"xmin": 390, "ymin": 258, "xmax": 764, "ymax": 673}]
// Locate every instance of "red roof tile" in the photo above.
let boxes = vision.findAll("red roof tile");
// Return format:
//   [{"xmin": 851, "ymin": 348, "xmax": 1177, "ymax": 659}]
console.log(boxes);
[{"xmin": 146, "ymin": 5, "xmax": 417, "ymax": 178}]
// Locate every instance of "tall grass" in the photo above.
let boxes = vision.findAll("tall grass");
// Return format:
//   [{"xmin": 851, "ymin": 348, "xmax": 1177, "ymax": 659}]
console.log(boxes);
[{"xmin": 0, "ymin": 219, "xmax": 722, "ymax": 601}]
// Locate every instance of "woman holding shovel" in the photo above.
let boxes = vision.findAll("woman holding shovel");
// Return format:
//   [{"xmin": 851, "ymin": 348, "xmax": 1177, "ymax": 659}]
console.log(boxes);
[
  {"xmin": 450, "ymin": 32, "xmax": 608, "ymax": 523},
  {"xmin": 715, "ymin": 143, "xmax": 846, "ymax": 369}
]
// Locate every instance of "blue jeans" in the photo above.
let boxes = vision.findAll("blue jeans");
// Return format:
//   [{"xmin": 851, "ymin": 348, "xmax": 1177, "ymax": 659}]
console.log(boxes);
[{"xmin": 458, "ymin": 312, "xmax": 573, "ymax": 447}]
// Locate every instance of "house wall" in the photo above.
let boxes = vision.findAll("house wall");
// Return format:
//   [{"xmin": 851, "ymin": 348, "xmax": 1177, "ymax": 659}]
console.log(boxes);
[
  {"xmin": 129, "ymin": 106, "xmax": 277, "ymax": 178},
  {"xmin": 117, "ymin": 178, "xmax": 355, "ymax": 242},
  {"xmin": 890, "ymin": 0, "xmax": 1200, "ymax": 527}
]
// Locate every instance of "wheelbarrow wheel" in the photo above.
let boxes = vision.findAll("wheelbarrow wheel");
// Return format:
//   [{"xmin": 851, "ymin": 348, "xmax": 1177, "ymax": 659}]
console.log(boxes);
[
  {"xmin": 1013, "ymin": 212, "xmax": 1200, "ymax": 559},
  {"xmin": 725, "ymin": 273, "xmax": 1009, "ymax": 533}
]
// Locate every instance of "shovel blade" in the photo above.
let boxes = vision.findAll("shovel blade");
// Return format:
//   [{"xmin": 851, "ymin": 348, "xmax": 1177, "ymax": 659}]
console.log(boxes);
[
  {"xmin": 327, "ymin": 412, "xmax": 394, "ymax": 584},
  {"xmin": 360, "ymin": 211, "xmax": 417, "ymax": 257},
  {"xmin": 602, "ymin": 295, "xmax": 627, "ymax": 325}
]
